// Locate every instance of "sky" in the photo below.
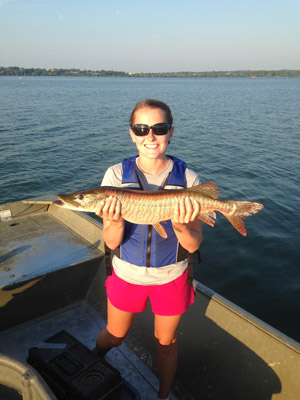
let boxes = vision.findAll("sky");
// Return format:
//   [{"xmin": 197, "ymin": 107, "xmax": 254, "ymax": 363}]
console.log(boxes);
[{"xmin": 0, "ymin": 0, "xmax": 299, "ymax": 73}]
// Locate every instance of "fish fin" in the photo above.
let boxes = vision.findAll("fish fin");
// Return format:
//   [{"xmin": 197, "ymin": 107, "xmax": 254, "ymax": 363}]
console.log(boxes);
[
  {"xmin": 188, "ymin": 183, "xmax": 220, "ymax": 199},
  {"xmin": 207, "ymin": 210, "xmax": 217, "ymax": 219},
  {"xmin": 197, "ymin": 211, "xmax": 216, "ymax": 227},
  {"xmin": 223, "ymin": 214, "xmax": 247, "ymax": 236},
  {"xmin": 153, "ymin": 223, "xmax": 168, "ymax": 238}
]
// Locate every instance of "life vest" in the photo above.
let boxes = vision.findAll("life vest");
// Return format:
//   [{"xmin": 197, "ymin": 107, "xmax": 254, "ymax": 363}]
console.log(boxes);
[{"xmin": 117, "ymin": 155, "xmax": 189, "ymax": 268}]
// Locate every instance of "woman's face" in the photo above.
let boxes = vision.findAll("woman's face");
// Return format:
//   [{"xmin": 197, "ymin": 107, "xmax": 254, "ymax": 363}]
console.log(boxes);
[{"xmin": 130, "ymin": 107, "xmax": 173, "ymax": 161}]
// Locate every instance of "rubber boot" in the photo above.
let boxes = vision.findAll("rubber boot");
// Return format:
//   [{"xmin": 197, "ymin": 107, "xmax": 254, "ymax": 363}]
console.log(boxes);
[
  {"xmin": 156, "ymin": 338, "xmax": 178, "ymax": 399},
  {"xmin": 95, "ymin": 327, "xmax": 124, "ymax": 357}
]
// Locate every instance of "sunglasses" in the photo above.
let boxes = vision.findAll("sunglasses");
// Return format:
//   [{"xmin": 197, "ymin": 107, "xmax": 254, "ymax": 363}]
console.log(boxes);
[{"xmin": 130, "ymin": 123, "xmax": 171, "ymax": 136}]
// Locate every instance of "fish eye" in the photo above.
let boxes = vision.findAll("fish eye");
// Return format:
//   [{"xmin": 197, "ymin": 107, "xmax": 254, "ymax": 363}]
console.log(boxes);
[{"xmin": 76, "ymin": 194, "xmax": 84, "ymax": 201}]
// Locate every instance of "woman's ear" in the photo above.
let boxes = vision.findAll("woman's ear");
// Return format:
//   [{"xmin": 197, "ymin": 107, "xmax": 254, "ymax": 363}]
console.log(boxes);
[
  {"xmin": 129, "ymin": 128, "xmax": 136, "ymax": 143},
  {"xmin": 168, "ymin": 126, "xmax": 174, "ymax": 144}
]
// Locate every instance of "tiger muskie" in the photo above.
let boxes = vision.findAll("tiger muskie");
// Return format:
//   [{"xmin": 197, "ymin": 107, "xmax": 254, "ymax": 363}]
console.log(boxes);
[{"xmin": 54, "ymin": 183, "xmax": 263, "ymax": 238}]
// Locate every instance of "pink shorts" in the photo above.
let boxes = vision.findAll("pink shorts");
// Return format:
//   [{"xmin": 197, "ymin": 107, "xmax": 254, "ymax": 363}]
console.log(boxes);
[{"xmin": 105, "ymin": 269, "xmax": 194, "ymax": 316}]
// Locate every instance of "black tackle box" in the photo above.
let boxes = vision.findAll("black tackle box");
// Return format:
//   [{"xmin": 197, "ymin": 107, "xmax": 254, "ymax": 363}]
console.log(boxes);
[{"xmin": 27, "ymin": 330, "xmax": 123, "ymax": 400}]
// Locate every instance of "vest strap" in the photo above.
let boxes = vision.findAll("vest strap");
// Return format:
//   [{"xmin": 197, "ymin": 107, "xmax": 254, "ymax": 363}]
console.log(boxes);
[
  {"xmin": 187, "ymin": 250, "xmax": 202, "ymax": 285},
  {"xmin": 105, "ymin": 243, "xmax": 113, "ymax": 276}
]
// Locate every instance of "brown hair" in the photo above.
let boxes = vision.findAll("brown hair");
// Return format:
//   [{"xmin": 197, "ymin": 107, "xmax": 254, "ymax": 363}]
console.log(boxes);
[{"xmin": 129, "ymin": 99, "xmax": 173, "ymax": 126}]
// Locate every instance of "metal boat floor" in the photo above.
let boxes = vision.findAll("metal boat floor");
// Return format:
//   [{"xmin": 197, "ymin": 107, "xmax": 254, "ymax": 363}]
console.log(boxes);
[
  {"xmin": 0, "ymin": 210, "xmax": 101, "ymax": 288},
  {"xmin": 0, "ymin": 302, "xmax": 171, "ymax": 399}
]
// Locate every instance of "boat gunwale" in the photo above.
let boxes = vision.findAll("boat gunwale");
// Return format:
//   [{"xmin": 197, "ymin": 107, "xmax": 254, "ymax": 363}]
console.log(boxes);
[{"xmin": 194, "ymin": 279, "xmax": 300, "ymax": 354}]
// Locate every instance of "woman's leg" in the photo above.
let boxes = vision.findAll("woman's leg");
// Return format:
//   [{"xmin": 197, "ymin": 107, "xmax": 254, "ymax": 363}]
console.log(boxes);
[
  {"xmin": 96, "ymin": 299, "xmax": 136, "ymax": 356},
  {"xmin": 154, "ymin": 314, "xmax": 182, "ymax": 399}
]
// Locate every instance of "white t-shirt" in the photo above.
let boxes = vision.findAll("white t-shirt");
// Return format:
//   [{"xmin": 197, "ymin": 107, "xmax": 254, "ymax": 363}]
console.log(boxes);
[{"xmin": 101, "ymin": 156, "xmax": 200, "ymax": 285}]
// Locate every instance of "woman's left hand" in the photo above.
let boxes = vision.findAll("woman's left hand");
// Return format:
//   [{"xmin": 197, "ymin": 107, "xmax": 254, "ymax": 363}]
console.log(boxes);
[
  {"xmin": 172, "ymin": 196, "xmax": 201, "ymax": 225},
  {"xmin": 171, "ymin": 197, "xmax": 202, "ymax": 253}
]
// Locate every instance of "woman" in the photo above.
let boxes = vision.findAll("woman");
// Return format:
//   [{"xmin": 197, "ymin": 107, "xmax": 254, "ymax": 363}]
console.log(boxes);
[{"xmin": 95, "ymin": 99, "xmax": 202, "ymax": 400}]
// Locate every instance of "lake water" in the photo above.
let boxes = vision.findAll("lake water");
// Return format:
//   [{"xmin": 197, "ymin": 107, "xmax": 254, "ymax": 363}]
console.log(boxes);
[{"xmin": 1, "ymin": 76, "xmax": 299, "ymax": 342}]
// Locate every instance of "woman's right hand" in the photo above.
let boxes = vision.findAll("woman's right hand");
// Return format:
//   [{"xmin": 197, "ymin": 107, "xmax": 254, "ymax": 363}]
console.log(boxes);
[
  {"xmin": 95, "ymin": 196, "xmax": 123, "ymax": 222},
  {"xmin": 96, "ymin": 197, "xmax": 125, "ymax": 250}
]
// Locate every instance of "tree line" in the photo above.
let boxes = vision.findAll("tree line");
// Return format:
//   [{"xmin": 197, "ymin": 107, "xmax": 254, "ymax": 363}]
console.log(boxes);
[{"xmin": 1, "ymin": 66, "xmax": 299, "ymax": 78}]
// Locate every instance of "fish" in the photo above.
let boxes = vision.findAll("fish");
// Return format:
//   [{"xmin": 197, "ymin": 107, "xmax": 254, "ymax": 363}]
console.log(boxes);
[{"xmin": 54, "ymin": 183, "xmax": 263, "ymax": 238}]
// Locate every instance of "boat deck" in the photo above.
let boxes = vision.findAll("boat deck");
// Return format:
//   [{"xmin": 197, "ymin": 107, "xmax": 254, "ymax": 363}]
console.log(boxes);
[
  {"xmin": 0, "ymin": 301, "xmax": 163, "ymax": 399},
  {"xmin": 0, "ymin": 200, "xmax": 102, "ymax": 287}
]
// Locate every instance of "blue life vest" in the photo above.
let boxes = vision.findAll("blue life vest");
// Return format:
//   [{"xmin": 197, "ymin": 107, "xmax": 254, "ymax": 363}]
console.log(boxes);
[{"xmin": 119, "ymin": 155, "xmax": 188, "ymax": 268}]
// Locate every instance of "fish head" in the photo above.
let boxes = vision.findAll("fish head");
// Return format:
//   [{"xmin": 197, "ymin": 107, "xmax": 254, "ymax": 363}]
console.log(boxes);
[{"xmin": 55, "ymin": 190, "xmax": 107, "ymax": 212}]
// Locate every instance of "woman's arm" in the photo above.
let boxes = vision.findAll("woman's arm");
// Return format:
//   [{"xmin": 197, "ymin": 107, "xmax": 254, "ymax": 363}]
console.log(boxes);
[{"xmin": 171, "ymin": 197, "xmax": 202, "ymax": 253}]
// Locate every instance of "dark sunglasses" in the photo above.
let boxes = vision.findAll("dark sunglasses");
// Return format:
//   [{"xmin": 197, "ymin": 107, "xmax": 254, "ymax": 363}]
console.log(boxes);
[{"xmin": 130, "ymin": 123, "xmax": 171, "ymax": 136}]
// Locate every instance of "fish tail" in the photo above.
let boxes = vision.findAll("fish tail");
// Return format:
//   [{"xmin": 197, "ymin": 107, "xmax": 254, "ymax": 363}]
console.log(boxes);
[
  {"xmin": 232, "ymin": 200, "xmax": 264, "ymax": 217},
  {"xmin": 221, "ymin": 200, "xmax": 264, "ymax": 236}
]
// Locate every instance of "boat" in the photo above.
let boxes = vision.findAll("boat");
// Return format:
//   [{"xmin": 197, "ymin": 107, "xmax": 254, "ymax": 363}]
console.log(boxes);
[{"xmin": 1, "ymin": 196, "xmax": 300, "ymax": 400}]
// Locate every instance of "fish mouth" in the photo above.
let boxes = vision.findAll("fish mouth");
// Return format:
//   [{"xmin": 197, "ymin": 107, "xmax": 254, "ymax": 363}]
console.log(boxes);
[
  {"xmin": 53, "ymin": 200, "xmax": 64, "ymax": 206},
  {"xmin": 54, "ymin": 194, "xmax": 83, "ymax": 209},
  {"xmin": 54, "ymin": 194, "xmax": 74, "ymax": 207}
]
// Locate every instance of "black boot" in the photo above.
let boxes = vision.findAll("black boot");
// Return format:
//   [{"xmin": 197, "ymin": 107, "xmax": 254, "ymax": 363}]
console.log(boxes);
[
  {"xmin": 95, "ymin": 327, "xmax": 124, "ymax": 357},
  {"xmin": 156, "ymin": 338, "xmax": 178, "ymax": 399}
]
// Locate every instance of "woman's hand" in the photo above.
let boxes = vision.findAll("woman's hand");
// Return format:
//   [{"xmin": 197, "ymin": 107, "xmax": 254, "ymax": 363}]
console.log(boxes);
[
  {"xmin": 95, "ymin": 197, "xmax": 123, "ymax": 222},
  {"xmin": 172, "ymin": 196, "xmax": 200, "ymax": 225},
  {"xmin": 95, "ymin": 197, "xmax": 125, "ymax": 250},
  {"xmin": 171, "ymin": 197, "xmax": 202, "ymax": 253}
]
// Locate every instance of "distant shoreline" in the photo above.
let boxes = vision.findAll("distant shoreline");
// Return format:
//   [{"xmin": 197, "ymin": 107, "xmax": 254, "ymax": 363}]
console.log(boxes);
[{"xmin": 1, "ymin": 66, "xmax": 300, "ymax": 78}]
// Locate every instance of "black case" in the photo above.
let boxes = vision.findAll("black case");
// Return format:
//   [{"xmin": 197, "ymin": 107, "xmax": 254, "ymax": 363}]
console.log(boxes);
[{"xmin": 27, "ymin": 330, "xmax": 123, "ymax": 400}]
